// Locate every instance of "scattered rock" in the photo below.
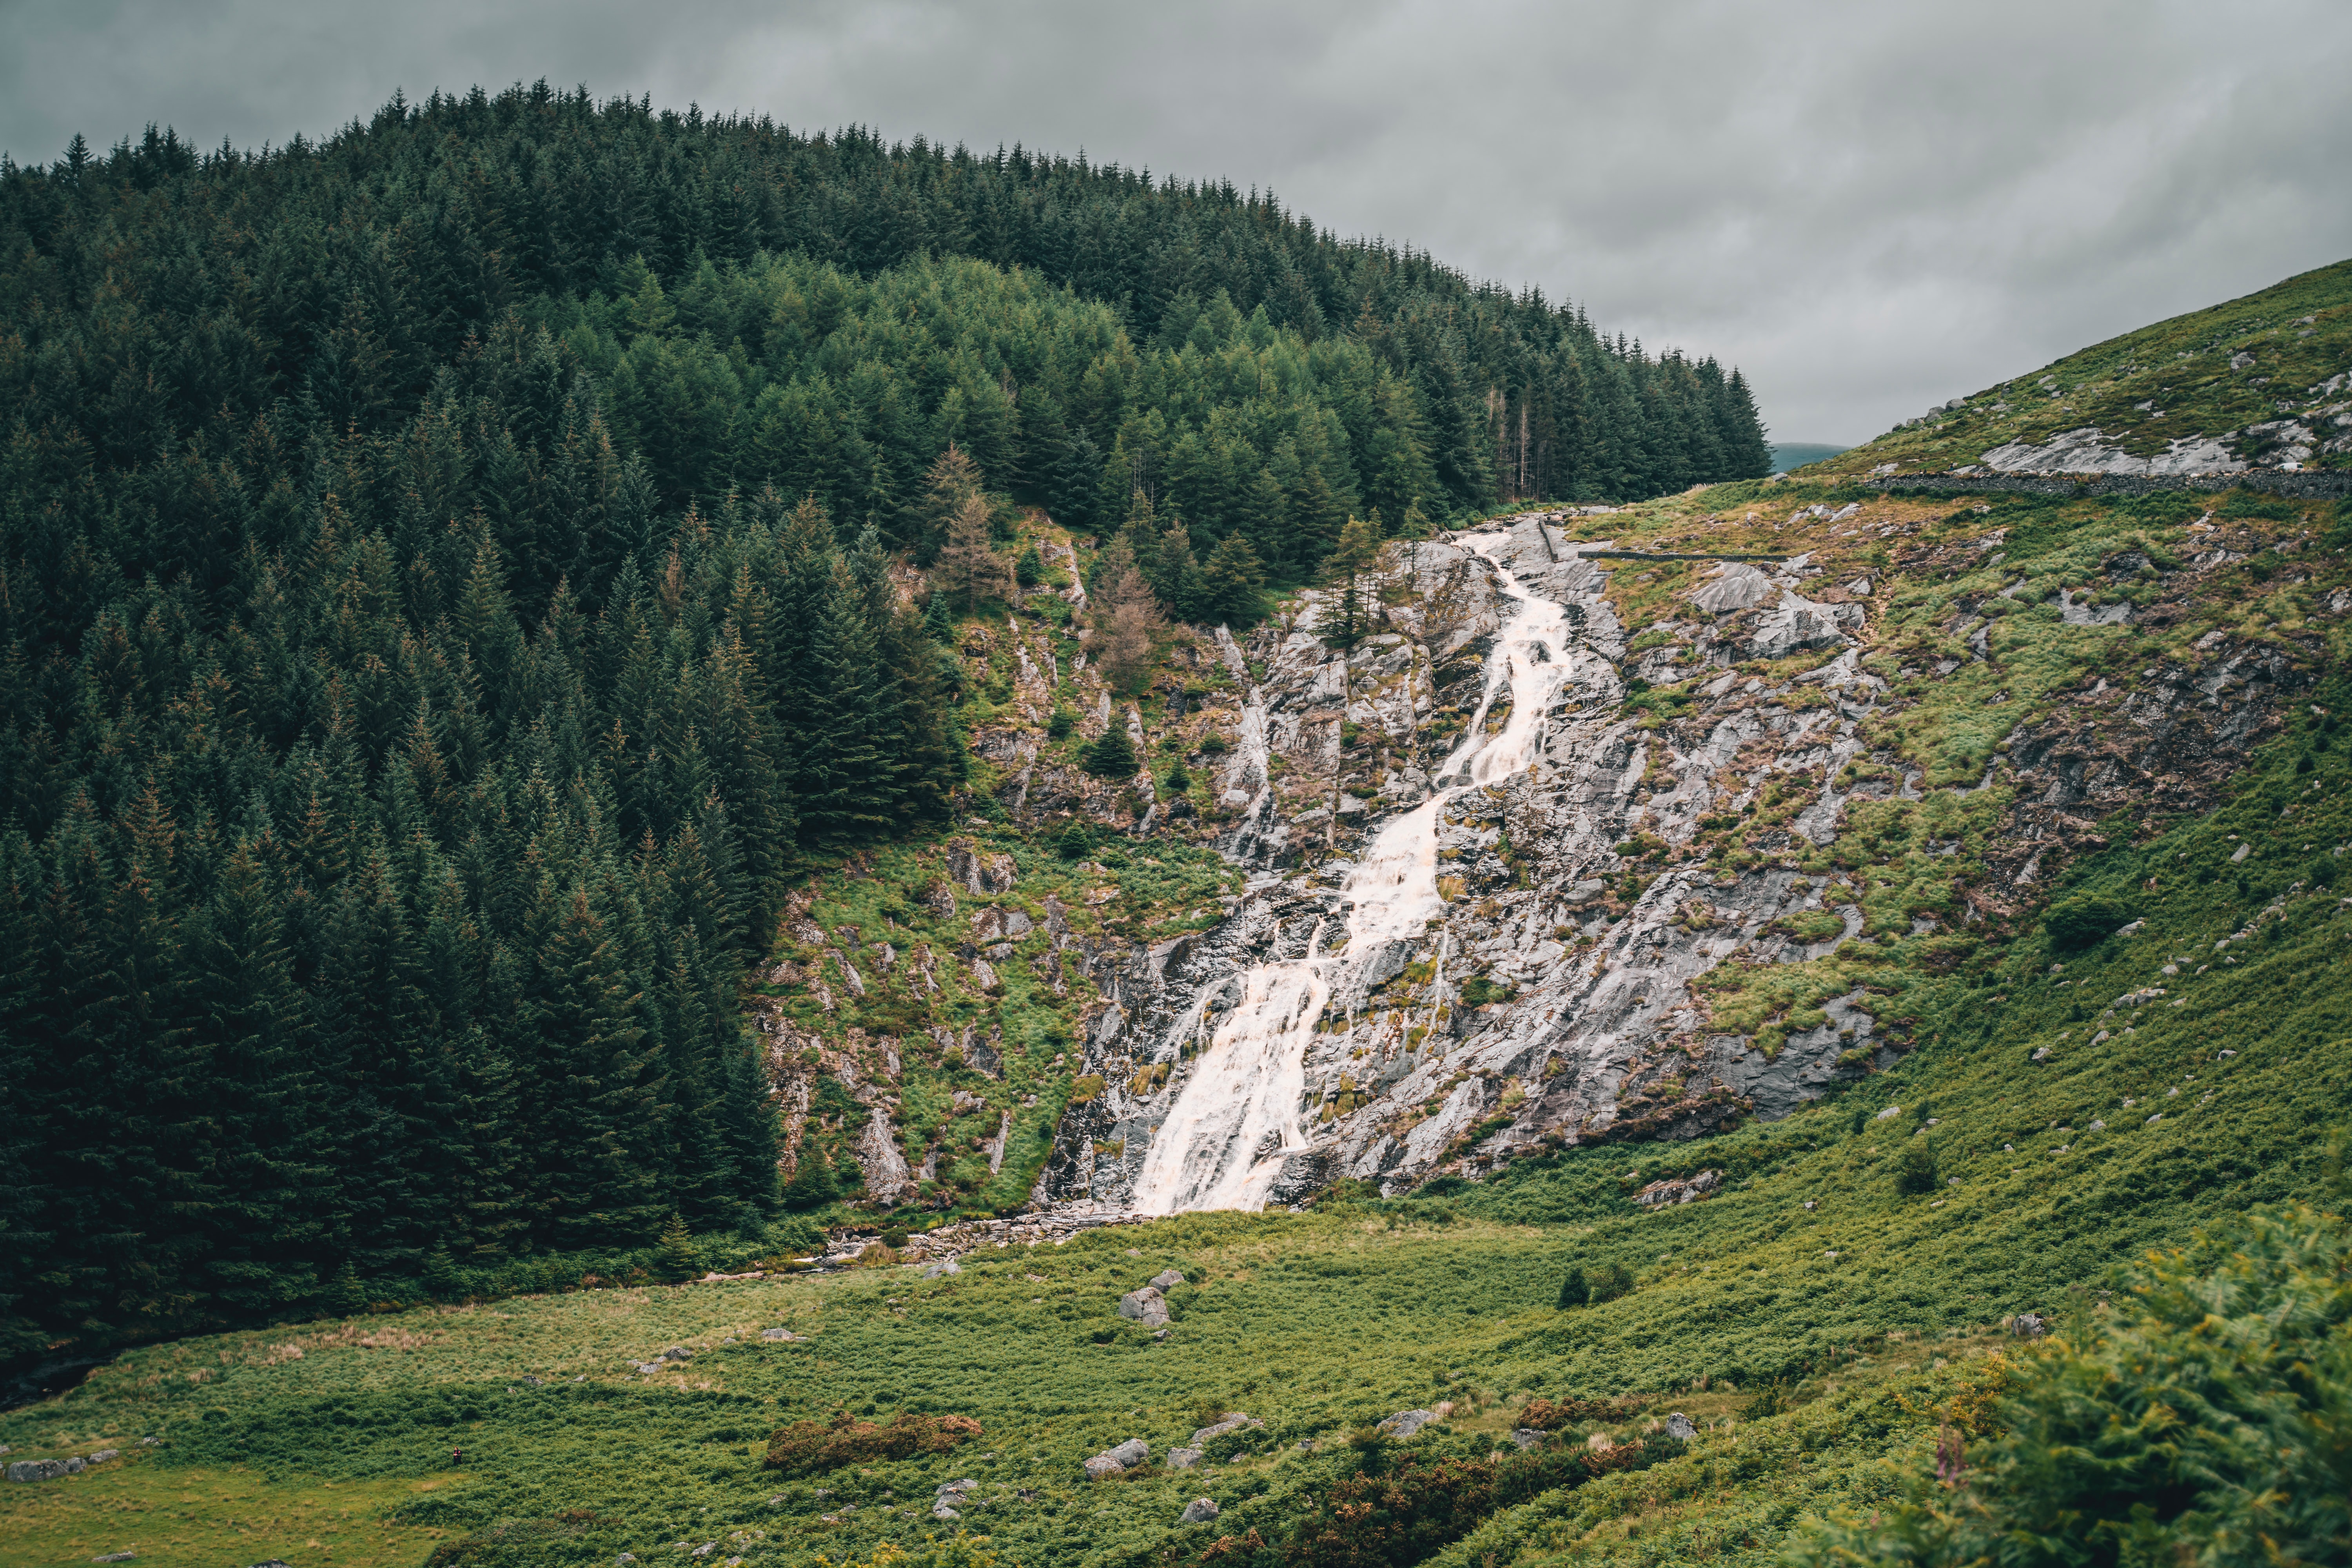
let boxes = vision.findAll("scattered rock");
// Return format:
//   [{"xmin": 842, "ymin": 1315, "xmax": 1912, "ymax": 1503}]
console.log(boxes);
[
  {"xmin": 760, "ymin": 1328, "xmax": 801, "ymax": 1342},
  {"xmin": 1509, "ymin": 1428, "xmax": 1545, "ymax": 1450},
  {"xmin": 7, "ymin": 1458, "xmax": 78, "ymax": 1483},
  {"xmin": 1118, "ymin": 1285, "xmax": 1171, "ymax": 1327},
  {"xmin": 1632, "ymin": 1169, "xmax": 1722, "ymax": 1207},
  {"xmin": 933, "ymin": 1477, "xmax": 977, "ymax": 1519},
  {"xmin": 659, "ymin": 1345, "xmax": 693, "ymax": 1361},
  {"xmin": 1378, "ymin": 1408, "xmax": 1439, "ymax": 1439},
  {"xmin": 920, "ymin": 1258, "xmax": 962, "ymax": 1279},
  {"xmin": 1181, "ymin": 1498, "xmax": 1221, "ymax": 1524},
  {"xmin": 87, "ymin": 1450, "xmax": 119, "ymax": 1464},
  {"xmin": 1085, "ymin": 1437, "xmax": 1149, "ymax": 1478},
  {"xmin": 1665, "ymin": 1412, "xmax": 1697, "ymax": 1441},
  {"xmin": 1168, "ymin": 1447, "xmax": 1204, "ymax": 1469},
  {"xmin": 1149, "ymin": 1269, "xmax": 1186, "ymax": 1290},
  {"xmin": 2011, "ymin": 1313, "xmax": 2049, "ymax": 1338}
]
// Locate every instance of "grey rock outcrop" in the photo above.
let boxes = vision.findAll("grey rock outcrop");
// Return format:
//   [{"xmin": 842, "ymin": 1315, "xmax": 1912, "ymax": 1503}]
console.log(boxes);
[
  {"xmin": 984, "ymin": 509, "xmax": 2303, "ymax": 1209},
  {"xmin": 1181, "ymin": 1498, "xmax": 1221, "ymax": 1524},
  {"xmin": 1664, "ymin": 1412, "xmax": 1697, "ymax": 1440},
  {"xmin": 1118, "ymin": 1285, "xmax": 1170, "ymax": 1326},
  {"xmin": 1378, "ymin": 1408, "xmax": 1440, "ymax": 1439},
  {"xmin": 1085, "ymin": 1437, "xmax": 1150, "ymax": 1479},
  {"xmin": 1633, "ymin": 1170, "xmax": 1722, "ymax": 1207},
  {"xmin": 7, "ymin": 1457, "xmax": 82, "ymax": 1482}
]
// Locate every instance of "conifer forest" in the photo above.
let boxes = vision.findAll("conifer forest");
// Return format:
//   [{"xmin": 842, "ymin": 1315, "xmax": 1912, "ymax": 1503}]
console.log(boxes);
[{"xmin": 0, "ymin": 85, "xmax": 1769, "ymax": 1359}]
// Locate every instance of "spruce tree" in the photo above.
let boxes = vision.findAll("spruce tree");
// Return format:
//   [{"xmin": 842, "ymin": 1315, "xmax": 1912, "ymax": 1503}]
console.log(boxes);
[
  {"xmin": 1199, "ymin": 535, "xmax": 1267, "ymax": 626},
  {"xmin": 1082, "ymin": 724, "xmax": 1140, "ymax": 778},
  {"xmin": 657, "ymin": 1211, "xmax": 700, "ymax": 1283},
  {"xmin": 423, "ymin": 1243, "xmax": 463, "ymax": 1300},
  {"xmin": 326, "ymin": 1261, "xmax": 369, "ymax": 1317}
]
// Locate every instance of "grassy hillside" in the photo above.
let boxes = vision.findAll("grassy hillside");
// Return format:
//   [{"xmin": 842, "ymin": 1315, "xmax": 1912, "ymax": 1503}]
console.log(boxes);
[
  {"xmin": 7, "ymin": 474, "xmax": 2348, "ymax": 1564},
  {"xmin": 1803, "ymin": 258, "xmax": 2352, "ymax": 479}
]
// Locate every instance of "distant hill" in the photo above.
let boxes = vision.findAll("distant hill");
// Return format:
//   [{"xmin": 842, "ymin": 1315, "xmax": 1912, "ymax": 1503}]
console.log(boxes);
[
  {"xmin": 1770, "ymin": 441, "xmax": 1848, "ymax": 473},
  {"xmin": 1814, "ymin": 258, "xmax": 2352, "ymax": 481}
]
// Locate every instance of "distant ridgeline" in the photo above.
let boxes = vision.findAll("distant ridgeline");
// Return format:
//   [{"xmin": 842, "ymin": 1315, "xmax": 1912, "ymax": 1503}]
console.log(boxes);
[{"xmin": 0, "ymin": 85, "xmax": 1764, "ymax": 1359}]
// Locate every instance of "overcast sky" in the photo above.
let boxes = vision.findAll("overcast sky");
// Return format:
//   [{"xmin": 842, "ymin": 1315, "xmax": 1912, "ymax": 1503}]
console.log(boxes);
[{"xmin": 4, "ymin": 0, "xmax": 2347, "ymax": 445}]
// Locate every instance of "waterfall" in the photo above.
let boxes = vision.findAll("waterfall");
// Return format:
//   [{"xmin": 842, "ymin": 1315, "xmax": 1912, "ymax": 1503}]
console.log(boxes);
[{"xmin": 1130, "ymin": 533, "xmax": 1572, "ymax": 1214}]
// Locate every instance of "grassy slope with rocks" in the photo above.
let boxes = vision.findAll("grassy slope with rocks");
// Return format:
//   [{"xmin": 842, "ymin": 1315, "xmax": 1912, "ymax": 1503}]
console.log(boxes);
[
  {"xmin": 7, "ymin": 472, "xmax": 2349, "ymax": 1568},
  {"xmin": 1802, "ymin": 257, "xmax": 2352, "ymax": 478}
]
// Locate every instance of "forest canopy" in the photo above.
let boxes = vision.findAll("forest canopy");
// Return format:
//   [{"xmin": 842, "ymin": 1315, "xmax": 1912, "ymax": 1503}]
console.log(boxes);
[{"xmin": 0, "ymin": 83, "xmax": 1767, "ymax": 1359}]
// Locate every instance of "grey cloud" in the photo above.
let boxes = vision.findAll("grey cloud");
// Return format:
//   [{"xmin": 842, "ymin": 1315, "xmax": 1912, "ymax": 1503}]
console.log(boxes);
[{"xmin": 4, "ymin": 0, "xmax": 2347, "ymax": 445}]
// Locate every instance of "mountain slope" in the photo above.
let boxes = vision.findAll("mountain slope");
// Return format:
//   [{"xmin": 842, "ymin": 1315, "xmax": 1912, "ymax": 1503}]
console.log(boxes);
[{"xmin": 1803, "ymin": 258, "xmax": 2352, "ymax": 480}]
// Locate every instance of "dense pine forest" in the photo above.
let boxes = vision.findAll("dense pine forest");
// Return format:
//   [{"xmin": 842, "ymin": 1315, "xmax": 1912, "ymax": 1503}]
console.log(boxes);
[{"xmin": 0, "ymin": 83, "xmax": 1767, "ymax": 1362}]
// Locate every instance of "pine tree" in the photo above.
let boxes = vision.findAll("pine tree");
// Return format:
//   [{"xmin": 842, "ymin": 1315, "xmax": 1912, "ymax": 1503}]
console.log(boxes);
[
  {"xmin": 1014, "ymin": 541, "xmax": 1044, "ymax": 588},
  {"xmin": 1082, "ymin": 724, "xmax": 1139, "ymax": 778},
  {"xmin": 657, "ymin": 1211, "xmax": 700, "ymax": 1282},
  {"xmin": 781, "ymin": 1144, "xmax": 840, "ymax": 1210},
  {"xmin": 423, "ymin": 1243, "xmax": 464, "ymax": 1300},
  {"xmin": 932, "ymin": 494, "xmax": 1013, "ymax": 613},
  {"xmin": 326, "ymin": 1260, "xmax": 369, "ymax": 1317},
  {"xmin": 1322, "ymin": 515, "xmax": 1384, "ymax": 650},
  {"xmin": 1199, "ymin": 535, "xmax": 1267, "ymax": 626}
]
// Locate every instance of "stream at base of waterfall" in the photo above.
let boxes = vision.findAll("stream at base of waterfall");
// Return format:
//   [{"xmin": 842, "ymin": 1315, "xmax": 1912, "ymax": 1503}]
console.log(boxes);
[{"xmin": 1130, "ymin": 534, "xmax": 1575, "ymax": 1214}]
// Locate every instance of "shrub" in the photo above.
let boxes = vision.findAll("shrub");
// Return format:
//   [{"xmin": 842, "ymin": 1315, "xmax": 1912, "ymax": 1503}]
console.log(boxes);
[
  {"xmin": 1893, "ymin": 1136, "xmax": 1939, "ymax": 1195},
  {"xmin": 1056, "ymin": 820, "xmax": 1093, "ymax": 860},
  {"xmin": 1519, "ymin": 1394, "xmax": 1632, "ymax": 1430},
  {"xmin": 2044, "ymin": 891, "xmax": 2138, "ymax": 951},
  {"xmin": 1047, "ymin": 707, "xmax": 1076, "ymax": 739},
  {"xmin": 1014, "ymin": 543, "xmax": 1043, "ymax": 587},
  {"xmin": 1557, "ymin": 1267, "xmax": 1588, "ymax": 1308},
  {"xmin": 1083, "ymin": 725, "xmax": 1140, "ymax": 777},
  {"xmin": 1788, "ymin": 1205, "xmax": 2352, "ymax": 1568},
  {"xmin": 763, "ymin": 1409, "xmax": 984, "ymax": 1475}
]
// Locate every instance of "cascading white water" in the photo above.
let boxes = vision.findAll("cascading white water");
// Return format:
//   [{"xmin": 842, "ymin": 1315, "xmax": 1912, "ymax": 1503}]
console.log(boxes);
[{"xmin": 1131, "ymin": 532, "xmax": 1573, "ymax": 1214}]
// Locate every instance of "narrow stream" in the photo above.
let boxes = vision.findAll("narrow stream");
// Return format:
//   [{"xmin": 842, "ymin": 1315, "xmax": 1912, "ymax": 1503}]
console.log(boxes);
[{"xmin": 1131, "ymin": 533, "xmax": 1575, "ymax": 1213}]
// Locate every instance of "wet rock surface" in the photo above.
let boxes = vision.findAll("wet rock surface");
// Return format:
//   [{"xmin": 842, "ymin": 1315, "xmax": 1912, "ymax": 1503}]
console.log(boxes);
[{"xmin": 1019, "ymin": 508, "xmax": 2298, "ymax": 1205}]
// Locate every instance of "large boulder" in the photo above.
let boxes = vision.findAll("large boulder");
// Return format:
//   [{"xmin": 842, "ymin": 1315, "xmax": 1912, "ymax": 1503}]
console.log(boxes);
[
  {"xmin": 1085, "ymin": 1437, "xmax": 1149, "ymax": 1479},
  {"xmin": 1690, "ymin": 562, "xmax": 1778, "ymax": 614},
  {"xmin": 1118, "ymin": 1286, "xmax": 1170, "ymax": 1327},
  {"xmin": 1377, "ymin": 1408, "xmax": 1439, "ymax": 1439},
  {"xmin": 6, "ymin": 1457, "xmax": 82, "ymax": 1482}
]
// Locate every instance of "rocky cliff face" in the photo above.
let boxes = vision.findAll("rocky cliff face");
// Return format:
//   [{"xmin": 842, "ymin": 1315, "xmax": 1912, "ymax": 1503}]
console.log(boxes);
[{"xmin": 1028, "ymin": 496, "xmax": 2314, "ymax": 1206}]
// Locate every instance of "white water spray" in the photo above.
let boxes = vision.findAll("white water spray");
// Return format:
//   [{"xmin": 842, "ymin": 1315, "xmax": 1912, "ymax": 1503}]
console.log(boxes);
[{"xmin": 1131, "ymin": 533, "xmax": 1574, "ymax": 1213}]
